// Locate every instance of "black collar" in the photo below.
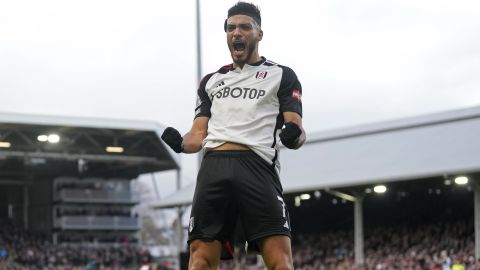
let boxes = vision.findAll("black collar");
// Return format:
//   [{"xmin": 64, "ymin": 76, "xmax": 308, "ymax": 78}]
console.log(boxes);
[{"xmin": 248, "ymin": 56, "xmax": 266, "ymax": 66}]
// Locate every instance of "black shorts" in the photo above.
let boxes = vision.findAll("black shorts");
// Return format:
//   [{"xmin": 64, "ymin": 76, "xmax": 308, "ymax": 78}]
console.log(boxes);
[{"xmin": 187, "ymin": 150, "xmax": 291, "ymax": 260}]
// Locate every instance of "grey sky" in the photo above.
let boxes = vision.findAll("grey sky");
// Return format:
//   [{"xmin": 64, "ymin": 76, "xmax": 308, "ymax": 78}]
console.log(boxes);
[{"xmin": 1, "ymin": 0, "xmax": 479, "ymax": 196}]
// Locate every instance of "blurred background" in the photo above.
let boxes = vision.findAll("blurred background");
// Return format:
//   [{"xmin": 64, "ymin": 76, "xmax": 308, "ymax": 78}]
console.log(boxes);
[{"xmin": 0, "ymin": 0, "xmax": 479, "ymax": 269}]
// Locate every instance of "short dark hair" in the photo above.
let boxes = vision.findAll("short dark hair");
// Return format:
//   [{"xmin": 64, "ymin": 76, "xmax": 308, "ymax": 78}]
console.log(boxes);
[{"xmin": 224, "ymin": 2, "xmax": 261, "ymax": 31}]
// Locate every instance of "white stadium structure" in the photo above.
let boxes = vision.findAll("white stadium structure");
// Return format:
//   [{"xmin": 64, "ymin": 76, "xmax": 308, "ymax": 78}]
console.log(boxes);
[{"xmin": 152, "ymin": 105, "xmax": 480, "ymax": 265}]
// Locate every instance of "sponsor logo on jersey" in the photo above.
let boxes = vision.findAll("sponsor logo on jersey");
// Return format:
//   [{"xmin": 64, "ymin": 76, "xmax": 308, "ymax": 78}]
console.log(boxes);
[
  {"xmin": 210, "ymin": 87, "xmax": 266, "ymax": 100},
  {"xmin": 215, "ymin": 81, "xmax": 225, "ymax": 88},
  {"xmin": 292, "ymin": 88, "xmax": 302, "ymax": 102},
  {"xmin": 255, "ymin": 71, "xmax": 268, "ymax": 80}
]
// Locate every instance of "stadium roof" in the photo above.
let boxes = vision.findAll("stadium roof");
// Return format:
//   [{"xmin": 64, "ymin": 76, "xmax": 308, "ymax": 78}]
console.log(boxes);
[
  {"xmin": 0, "ymin": 112, "xmax": 180, "ymax": 179},
  {"xmin": 152, "ymin": 105, "xmax": 480, "ymax": 209}
]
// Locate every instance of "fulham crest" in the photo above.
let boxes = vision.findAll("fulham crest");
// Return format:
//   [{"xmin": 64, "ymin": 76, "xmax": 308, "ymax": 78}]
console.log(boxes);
[{"xmin": 255, "ymin": 71, "xmax": 268, "ymax": 80}]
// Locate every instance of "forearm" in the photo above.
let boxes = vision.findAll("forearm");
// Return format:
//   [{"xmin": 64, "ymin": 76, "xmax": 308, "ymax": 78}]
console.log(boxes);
[
  {"xmin": 182, "ymin": 131, "xmax": 206, "ymax": 153},
  {"xmin": 181, "ymin": 116, "xmax": 209, "ymax": 153}
]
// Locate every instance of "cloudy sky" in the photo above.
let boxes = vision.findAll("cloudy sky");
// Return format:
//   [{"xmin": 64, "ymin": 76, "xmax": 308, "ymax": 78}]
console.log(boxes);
[{"xmin": 1, "ymin": 0, "xmax": 479, "ymax": 196}]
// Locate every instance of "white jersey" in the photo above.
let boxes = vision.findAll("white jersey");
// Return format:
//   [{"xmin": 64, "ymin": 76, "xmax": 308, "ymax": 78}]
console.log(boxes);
[{"xmin": 195, "ymin": 57, "xmax": 302, "ymax": 173}]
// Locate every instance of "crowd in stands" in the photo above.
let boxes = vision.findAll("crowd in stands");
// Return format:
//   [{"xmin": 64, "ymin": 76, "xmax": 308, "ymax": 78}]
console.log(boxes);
[
  {"xmin": 0, "ymin": 221, "xmax": 150, "ymax": 269},
  {"xmin": 219, "ymin": 219, "xmax": 477, "ymax": 270},
  {"xmin": 57, "ymin": 234, "xmax": 139, "ymax": 245},
  {"xmin": 2, "ymin": 218, "xmax": 477, "ymax": 269}
]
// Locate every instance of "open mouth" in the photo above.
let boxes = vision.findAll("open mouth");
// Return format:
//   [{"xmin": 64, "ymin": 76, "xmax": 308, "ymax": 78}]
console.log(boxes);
[{"xmin": 232, "ymin": 40, "xmax": 246, "ymax": 56}]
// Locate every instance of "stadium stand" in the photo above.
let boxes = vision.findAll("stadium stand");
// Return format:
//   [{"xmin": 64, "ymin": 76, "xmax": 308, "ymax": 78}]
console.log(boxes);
[
  {"xmin": 52, "ymin": 176, "xmax": 140, "ymax": 242},
  {"xmin": 1, "ymin": 218, "xmax": 476, "ymax": 269},
  {"xmin": 291, "ymin": 219, "xmax": 476, "ymax": 270},
  {"xmin": 212, "ymin": 219, "xmax": 476, "ymax": 270},
  {"xmin": 0, "ymin": 112, "xmax": 179, "ymax": 269},
  {"xmin": 0, "ymin": 220, "xmax": 152, "ymax": 269}
]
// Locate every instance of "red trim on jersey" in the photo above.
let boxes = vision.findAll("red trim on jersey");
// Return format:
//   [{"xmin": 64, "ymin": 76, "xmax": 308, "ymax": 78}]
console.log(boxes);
[{"xmin": 221, "ymin": 64, "xmax": 234, "ymax": 71}]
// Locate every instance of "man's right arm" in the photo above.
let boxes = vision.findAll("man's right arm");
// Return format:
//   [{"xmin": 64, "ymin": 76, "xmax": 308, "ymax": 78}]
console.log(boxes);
[
  {"xmin": 182, "ymin": 116, "xmax": 209, "ymax": 153},
  {"xmin": 161, "ymin": 116, "xmax": 209, "ymax": 154},
  {"xmin": 162, "ymin": 72, "xmax": 212, "ymax": 154}
]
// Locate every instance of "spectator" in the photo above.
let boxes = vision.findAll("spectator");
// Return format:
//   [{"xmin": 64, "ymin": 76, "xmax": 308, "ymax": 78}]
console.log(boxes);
[
  {"xmin": 218, "ymin": 219, "xmax": 474, "ymax": 270},
  {"xmin": 0, "ymin": 220, "xmax": 151, "ymax": 269},
  {"xmin": 1, "ymin": 218, "xmax": 474, "ymax": 269}
]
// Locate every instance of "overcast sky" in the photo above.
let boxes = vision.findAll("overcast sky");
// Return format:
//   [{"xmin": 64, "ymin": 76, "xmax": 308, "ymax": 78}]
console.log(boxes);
[{"xmin": 1, "ymin": 0, "xmax": 479, "ymax": 196}]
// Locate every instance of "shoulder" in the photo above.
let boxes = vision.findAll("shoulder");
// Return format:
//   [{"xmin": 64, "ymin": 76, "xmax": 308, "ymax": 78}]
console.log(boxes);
[
  {"xmin": 277, "ymin": 64, "xmax": 298, "ymax": 78},
  {"xmin": 198, "ymin": 72, "xmax": 217, "ymax": 88},
  {"xmin": 199, "ymin": 64, "xmax": 234, "ymax": 86},
  {"xmin": 200, "ymin": 63, "xmax": 233, "ymax": 82},
  {"xmin": 263, "ymin": 59, "xmax": 298, "ymax": 77},
  {"xmin": 274, "ymin": 64, "xmax": 300, "ymax": 86},
  {"xmin": 217, "ymin": 63, "xmax": 234, "ymax": 74}
]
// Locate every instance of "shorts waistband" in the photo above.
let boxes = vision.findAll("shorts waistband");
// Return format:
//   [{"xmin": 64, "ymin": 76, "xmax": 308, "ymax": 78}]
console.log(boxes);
[{"xmin": 204, "ymin": 150, "xmax": 256, "ymax": 158}]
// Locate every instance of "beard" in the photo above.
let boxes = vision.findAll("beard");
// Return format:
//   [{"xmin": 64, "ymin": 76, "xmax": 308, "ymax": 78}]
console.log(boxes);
[{"xmin": 231, "ymin": 41, "xmax": 257, "ymax": 67}]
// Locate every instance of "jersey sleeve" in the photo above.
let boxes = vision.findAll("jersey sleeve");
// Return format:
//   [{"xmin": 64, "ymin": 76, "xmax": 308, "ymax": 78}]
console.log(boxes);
[
  {"xmin": 194, "ymin": 73, "xmax": 214, "ymax": 118},
  {"xmin": 277, "ymin": 66, "xmax": 303, "ymax": 117}
]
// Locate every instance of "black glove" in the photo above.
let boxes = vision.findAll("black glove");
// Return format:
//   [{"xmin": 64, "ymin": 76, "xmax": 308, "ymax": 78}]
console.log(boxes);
[
  {"xmin": 279, "ymin": 122, "xmax": 302, "ymax": 149},
  {"xmin": 161, "ymin": 127, "xmax": 184, "ymax": 153}
]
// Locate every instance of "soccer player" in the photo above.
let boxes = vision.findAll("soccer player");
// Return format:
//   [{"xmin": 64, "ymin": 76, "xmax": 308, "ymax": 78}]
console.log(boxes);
[{"xmin": 161, "ymin": 2, "xmax": 305, "ymax": 269}]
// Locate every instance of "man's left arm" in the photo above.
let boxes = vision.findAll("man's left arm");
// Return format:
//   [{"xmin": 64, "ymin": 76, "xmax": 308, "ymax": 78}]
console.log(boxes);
[
  {"xmin": 280, "ymin": 112, "xmax": 306, "ymax": 149},
  {"xmin": 277, "ymin": 65, "xmax": 305, "ymax": 150}
]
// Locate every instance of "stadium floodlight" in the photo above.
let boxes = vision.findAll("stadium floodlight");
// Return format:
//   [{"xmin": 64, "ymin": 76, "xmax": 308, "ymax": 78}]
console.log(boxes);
[
  {"xmin": 37, "ymin": 135, "xmax": 48, "ymax": 142},
  {"xmin": 294, "ymin": 196, "xmax": 301, "ymax": 207},
  {"xmin": 0, "ymin": 141, "xmax": 11, "ymax": 148},
  {"xmin": 300, "ymin": 193, "xmax": 311, "ymax": 200},
  {"xmin": 38, "ymin": 134, "xmax": 60, "ymax": 143},
  {"xmin": 106, "ymin": 146, "xmax": 124, "ymax": 153},
  {"xmin": 454, "ymin": 176, "xmax": 468, "ymax": 185},
  {"xmin": 373, "ymin": 185, "xmax": 387, "ymax": 193},
  {"xmin": 47, "ymin": 134, "xmax": 60, "ymax": 143}
]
